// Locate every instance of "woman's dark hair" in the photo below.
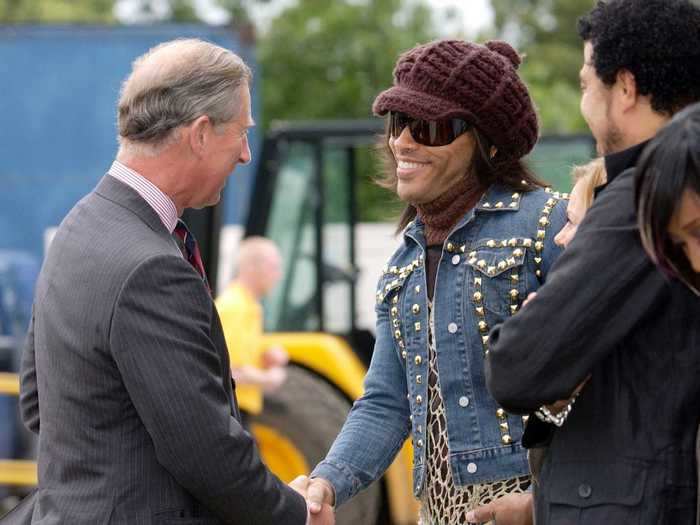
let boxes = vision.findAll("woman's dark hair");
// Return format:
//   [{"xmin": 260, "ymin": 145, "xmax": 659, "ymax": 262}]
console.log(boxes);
[
  {"xmin": 636, "ymin": 102, "xmax": 700, "ymax": 293},
  {"xmin": 376, "ymin": 123, "xmax": 545, "ymax": 233},
  {"xmin": 577, "ymin": 0, "xmax": 700, "ymax": 115}
]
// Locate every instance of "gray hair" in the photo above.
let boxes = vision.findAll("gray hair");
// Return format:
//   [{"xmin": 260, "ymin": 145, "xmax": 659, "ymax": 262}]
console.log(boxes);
[{"xmin": 117, "ymin": 38, "xmax": 252, "ymax": 154}]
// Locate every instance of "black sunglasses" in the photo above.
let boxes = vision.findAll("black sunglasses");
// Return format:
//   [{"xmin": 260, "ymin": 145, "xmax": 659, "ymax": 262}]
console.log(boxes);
[{"xmin": 388, "ymin": 111, "xmax": 472, "ymax": 147}]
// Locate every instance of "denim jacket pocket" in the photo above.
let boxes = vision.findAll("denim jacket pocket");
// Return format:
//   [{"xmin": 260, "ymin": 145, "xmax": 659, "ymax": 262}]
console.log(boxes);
[
  {"xmin": 466, "ymin": 238, "xmax": 529, "ymax": 316},
  {"xmin": 375, "ymin": 258, "xmax": 422, "ymax": 305}
]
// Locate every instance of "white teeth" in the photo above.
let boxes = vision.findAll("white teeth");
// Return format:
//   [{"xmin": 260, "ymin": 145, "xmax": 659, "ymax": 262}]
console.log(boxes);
[{"xmin": 398, "ymin": 161, "xmax": 424, "ymax": 169}]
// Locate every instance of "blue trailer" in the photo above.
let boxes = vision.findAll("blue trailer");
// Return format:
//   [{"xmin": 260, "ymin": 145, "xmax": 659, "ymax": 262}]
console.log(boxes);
[{"xmin": 0, "ymin": 24, "xmax": 260, "ymax": 261}]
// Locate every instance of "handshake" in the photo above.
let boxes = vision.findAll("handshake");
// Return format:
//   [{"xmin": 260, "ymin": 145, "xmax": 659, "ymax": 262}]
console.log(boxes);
[{"xmin": 289, "ymin": 475, "xmax": 336, "ymax": 525}]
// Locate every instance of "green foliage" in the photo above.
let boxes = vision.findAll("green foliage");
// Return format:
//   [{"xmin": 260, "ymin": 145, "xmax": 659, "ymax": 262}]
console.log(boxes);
[
  {"xmin": 258, "ymin": 0, "xmax": 434, "ymax": 127},
  {"xmin": 169, "ymin": 0, "xmax": 198, "ymax": 22},
  {"xmin": 0, "ymin": 0, "xmax": 114, "ymax": 22},
  {"xmin": 213, "ymin": 0, "xmax": 254, "ymax": 26},
  {"xmin": 489, "ymin": 0, "xmax": 595, "ymax": 133}
]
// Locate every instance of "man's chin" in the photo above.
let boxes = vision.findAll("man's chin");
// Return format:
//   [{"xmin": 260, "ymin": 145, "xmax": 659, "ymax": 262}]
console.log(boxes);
[
  {"xmin": 397, "ymin": 186, "xmax": 424, "ymax": 205},
  {"xmin": 190, "ymin": 195, "xmax": 221, "ymax": 210},
  {"xmin": 205, "ymin": 193, "xmax": 223, "ymax": 208}
]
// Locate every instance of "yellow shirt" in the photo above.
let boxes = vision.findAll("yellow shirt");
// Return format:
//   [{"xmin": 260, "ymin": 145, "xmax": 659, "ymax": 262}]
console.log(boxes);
[{"xmin": 215, "ymin": 282, "xmax": 264, "ymax": 414}]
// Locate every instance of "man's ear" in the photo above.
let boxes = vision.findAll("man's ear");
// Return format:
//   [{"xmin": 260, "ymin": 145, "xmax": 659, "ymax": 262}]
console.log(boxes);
[
  {"xmin": 616, "ymin": 69, "xmax": 638, "ymax": 112},
  {"xmin": 187, "ymin": 115, "xmax": 212, "ymax": 158}
]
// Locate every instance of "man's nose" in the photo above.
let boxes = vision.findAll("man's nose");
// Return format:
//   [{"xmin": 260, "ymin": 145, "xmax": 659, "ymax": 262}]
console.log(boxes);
[
  {"xmin": 393, "ymin": 126, "xmax": 417, "ymax": 151},
  {"xmin": 240, "ymin": 135, "xmax": 252, "ymax": 165}
]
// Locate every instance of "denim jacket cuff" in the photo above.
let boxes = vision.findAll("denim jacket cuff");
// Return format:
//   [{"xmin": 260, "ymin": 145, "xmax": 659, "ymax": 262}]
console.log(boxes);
[{"xmin": 311, "ymin": 460, "xmax": 359, "ymax": 507}]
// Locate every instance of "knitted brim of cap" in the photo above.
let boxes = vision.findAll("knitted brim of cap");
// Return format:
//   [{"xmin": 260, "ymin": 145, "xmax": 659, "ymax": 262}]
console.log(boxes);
[{"xmin": 372, "ymin": 85, "xmax": 478, "ymax": 124}]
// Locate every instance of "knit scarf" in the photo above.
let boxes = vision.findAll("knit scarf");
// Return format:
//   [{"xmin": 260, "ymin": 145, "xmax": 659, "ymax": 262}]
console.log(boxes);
[{"xmin": 415, "ymin": 176, "xmax": 484, "ymax": 246}]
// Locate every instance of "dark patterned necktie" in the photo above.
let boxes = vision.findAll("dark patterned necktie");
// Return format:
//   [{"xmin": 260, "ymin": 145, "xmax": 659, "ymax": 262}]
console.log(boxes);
[{"xmin": 174, "ymin": 220, "xmax": 210, "ymax": 293}]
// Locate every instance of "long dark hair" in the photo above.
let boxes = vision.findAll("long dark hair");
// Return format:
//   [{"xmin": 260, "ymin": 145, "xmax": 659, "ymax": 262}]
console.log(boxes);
[
  {"xmin": 636, "ymin": 101, "xmax": 700, "ymax": 294},
  {"xmin": 376, "ymin": 123, "xmax": 545, "ymax": 233}
]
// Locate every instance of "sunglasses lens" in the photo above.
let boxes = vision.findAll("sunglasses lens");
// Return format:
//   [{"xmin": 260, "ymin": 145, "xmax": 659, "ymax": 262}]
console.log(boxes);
[
  {"xmin": 388, "ymin": 112, "xmax": 469, "ymax": 146},
  {"xmin": 389, "ymin": 112, "xmax": 408, "ymax": 138}
]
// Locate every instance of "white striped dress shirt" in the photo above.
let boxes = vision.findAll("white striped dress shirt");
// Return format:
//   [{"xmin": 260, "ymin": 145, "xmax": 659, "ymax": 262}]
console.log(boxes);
[{"xmin": 108, "ymin": 160, "xmax": 179, "ymax": 233}]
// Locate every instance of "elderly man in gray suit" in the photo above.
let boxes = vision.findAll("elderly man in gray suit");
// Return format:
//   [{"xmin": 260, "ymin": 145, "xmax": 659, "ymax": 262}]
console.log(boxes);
[{"xmin": 15, "ymin": 39, "xmax": 333, "ymax": 525}]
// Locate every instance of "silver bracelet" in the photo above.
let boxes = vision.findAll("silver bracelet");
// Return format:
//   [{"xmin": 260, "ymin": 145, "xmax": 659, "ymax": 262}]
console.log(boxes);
[{"xmin": 534, "ymin": 393, "xmax": 578, "ymax": 427}]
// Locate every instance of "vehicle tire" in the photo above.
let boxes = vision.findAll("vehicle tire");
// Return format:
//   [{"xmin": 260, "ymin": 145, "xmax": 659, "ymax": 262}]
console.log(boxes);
[{"xmin": 251, "ymin": 365, "xmax": 383, "ymax": 525}]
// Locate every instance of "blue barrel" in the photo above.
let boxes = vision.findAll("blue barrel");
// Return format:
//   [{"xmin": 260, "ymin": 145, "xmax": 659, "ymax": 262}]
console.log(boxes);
[{"xmin": 0, "ymin": 251, "xmax": 39, "ymax": 462}]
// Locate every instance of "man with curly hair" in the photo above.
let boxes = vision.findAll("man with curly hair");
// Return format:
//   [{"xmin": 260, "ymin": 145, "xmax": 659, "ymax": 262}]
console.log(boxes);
[
  {"xmin": 470, "ymin": 0, "xmax": 700, "ymax": 523},
  {"xmin": 577, "ymin": 0, "xmax": 700, "ymax": 156}
]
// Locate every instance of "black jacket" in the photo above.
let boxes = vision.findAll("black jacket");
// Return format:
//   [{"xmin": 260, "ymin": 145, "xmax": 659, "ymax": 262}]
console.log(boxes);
[{"xmin": 485, "ymin": 143, "xmax": 700, "ymax": 524}]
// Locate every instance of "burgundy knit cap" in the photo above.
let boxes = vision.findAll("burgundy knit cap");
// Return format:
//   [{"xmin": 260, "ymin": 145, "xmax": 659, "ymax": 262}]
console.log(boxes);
[{"xmin": 373, "ymin": 39, "xmax": 538, "ymax": 161}]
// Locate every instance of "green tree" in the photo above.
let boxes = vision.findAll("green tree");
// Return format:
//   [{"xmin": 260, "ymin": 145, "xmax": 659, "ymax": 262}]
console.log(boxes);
[
  {"xmin": 0, "ymin": 0, "xmax": 114, "ymax": 22},
  {"xmin": 488, "ymin": 0, "xmax": 595, "ymax": 133},
  {"xmin": 259, "ymin": 0, "xmax": 433, "ymax": 125},
  {"xmin": 213, "ymin": 0, "xmax": 258, "ymax": 26},
  {"xmin": 167, "ymin": 0, "xmax": 198, "ymax": 22}
]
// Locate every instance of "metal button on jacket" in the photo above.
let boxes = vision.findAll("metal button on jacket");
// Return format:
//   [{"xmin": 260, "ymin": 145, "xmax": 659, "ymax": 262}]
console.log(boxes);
[
  {"xmin": 451, "ymin": 254, "xmax": 460, "ymax": 265},
  {"xmin": 467, "ymin": 462, "xmax": 478, "ymax": 474},
  {"xmin": 459, "ymin": 396, "xmax": 470, "ymax": 407},
  {"xmin": 578, "ymin": 484, "xmax": 592, "ymax": 499},
  {"xmin": 448, "ymin": 322, "xmax": 458, "ymax": 334}
]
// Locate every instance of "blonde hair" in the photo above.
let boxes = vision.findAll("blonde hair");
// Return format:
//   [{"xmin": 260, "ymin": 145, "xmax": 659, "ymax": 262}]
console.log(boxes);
[{"xmin": 571, "ymin": 157, "xmax": 607, "ymax": 210}]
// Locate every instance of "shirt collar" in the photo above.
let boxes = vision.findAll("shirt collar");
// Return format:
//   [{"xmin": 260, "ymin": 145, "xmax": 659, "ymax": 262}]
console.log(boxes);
[
  {"xmin": 597, "ymin": 140, "xmax": 650, "ymax": 197},
  {"xmin": 108, "ymin": 160, "xmax": 179, "ymax": 233}
]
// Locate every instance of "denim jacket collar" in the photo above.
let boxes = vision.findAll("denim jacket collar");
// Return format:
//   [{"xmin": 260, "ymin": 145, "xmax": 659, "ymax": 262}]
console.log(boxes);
[{"xmin": 402, "ymin": 184, "xmax": 525, "ymax": 245}]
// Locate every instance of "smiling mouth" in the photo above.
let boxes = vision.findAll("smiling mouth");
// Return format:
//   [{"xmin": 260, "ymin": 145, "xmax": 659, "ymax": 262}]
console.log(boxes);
[{"xmin": 397, "ymin": 160, "xmax": 428, "ymax": 170}]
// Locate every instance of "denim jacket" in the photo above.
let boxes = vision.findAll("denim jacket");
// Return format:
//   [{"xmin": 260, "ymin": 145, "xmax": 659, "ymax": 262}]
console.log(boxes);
[{"xmin": 312, "ymin": 184, "xmax": 568, "ymax": 506}]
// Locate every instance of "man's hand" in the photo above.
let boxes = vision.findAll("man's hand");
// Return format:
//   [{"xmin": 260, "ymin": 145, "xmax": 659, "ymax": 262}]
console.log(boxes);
[
  {"xmin": 290, "ymin": 475, "xmax": 335, "ymax": 511},
  {"xmin": 465, "ymin": 493, "xmax": 533, "ymax": 525},
  {"xmin": 544, "ymin": 375, "xmax": 590, "ymax": 415},
  {"xmin": 308, "ymin": 505, "xmax": 334, "ymax": 525},
  {"xmin": 262, "ymin": 346, "xmax": 289, "ymax": 368},
  {"xmin": 290, "ymin": 476, "xmax": 336, "ymax": 525},
  {"xmin": 289, "ymin": 475, "xmax": 310, "ymax": 496},
  {"xmin": 521, "ymin": 292, "xmax": 537, "ymax": 308},
  {"xmin": 307, "ymin": 477, "xmax": 336, "ymax": 512},
  {"xmin": 231, "ymin": 364, "xmax": 287, "ymax": 393},
  {"xmin": 260, "ymin": 366, "xmax": 287, "ymax": 393}
]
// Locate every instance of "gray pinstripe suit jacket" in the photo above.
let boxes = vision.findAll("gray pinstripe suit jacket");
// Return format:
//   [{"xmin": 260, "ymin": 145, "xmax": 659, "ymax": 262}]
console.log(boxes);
[{"xmin": 17, "ymin": 175, "xmax": 306, "ymax": 525}]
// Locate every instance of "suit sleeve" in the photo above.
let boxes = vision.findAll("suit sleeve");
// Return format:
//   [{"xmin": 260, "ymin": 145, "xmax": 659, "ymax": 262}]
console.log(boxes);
[
  {"xmin": 110, "ymin": 255, "xmax": 306, "ymax": 525},
  {"xmin": 19, "ymin": 310, "xmax": 40, "ymax": 434},
  {"xmin": 485, "ymin": 172, "xmax": 667, "ymax": 413}
]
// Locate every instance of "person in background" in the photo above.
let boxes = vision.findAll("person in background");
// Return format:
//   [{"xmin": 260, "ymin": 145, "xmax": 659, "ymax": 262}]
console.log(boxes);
[
  {"xmin": 216, "ymin": 236, "xmax": 289, "ymax": 417},
  {"xmin": 484, "ymin": 0, "xmax": 700, "ymax": 523},
  {"xmin": 552, "ymin": 158, "xmax": 606, "ymax": 248}
]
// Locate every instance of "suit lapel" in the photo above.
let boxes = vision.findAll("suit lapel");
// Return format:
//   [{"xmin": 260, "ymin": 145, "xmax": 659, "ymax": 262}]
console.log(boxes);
[
  {"xmin": 94, "ymin": 175, "xmax": 172, "ymax": 237},
  {"xmin": 96, "ymin": 175, "xmax": 240, "ymax": 417}
]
